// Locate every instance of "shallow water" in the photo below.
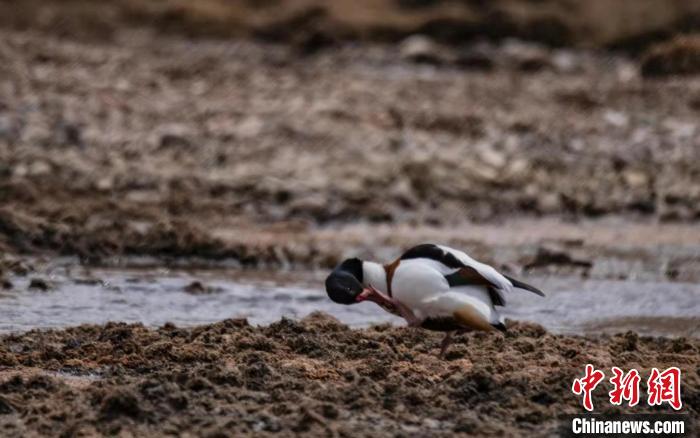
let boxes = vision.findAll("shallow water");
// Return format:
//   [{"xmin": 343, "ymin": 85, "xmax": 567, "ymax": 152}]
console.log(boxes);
[{"xmin": 1, "ymin": 263, "xmax": 698, "ymax": 337}]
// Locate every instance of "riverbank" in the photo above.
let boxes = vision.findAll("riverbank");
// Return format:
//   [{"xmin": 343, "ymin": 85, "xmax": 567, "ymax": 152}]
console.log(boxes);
[
  {"xmin": 0, "ymin": 314, "xmax": 697, "ymax": 436},
  {"xmin": 2, "ymin": 28, "xmax": 700, "ymax": 266}
]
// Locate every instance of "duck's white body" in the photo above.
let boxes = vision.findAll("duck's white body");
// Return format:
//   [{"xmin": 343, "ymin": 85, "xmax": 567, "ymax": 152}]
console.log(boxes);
[
  {"xmin": 393, "ymin": 258, "xmax": 504, "ymax": 325},
  {"xmin": 361, "ymin": 244, "xmax": 542, "ymax": 332}
]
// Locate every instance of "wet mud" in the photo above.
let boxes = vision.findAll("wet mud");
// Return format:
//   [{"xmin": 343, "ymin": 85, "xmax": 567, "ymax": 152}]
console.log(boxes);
[
  {"xmin": 0, "ymin": 314, "xmax": 697, "ymax": 436},
  {"xmin": 1, "ymin": 27, "xmax": 700, "ymax": 272}
]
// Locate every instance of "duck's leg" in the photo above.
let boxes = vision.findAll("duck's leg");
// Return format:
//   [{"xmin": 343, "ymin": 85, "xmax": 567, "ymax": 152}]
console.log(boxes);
[{"xmin": 439, "ymin": 331, "xmax": 455, "ymax": 358}]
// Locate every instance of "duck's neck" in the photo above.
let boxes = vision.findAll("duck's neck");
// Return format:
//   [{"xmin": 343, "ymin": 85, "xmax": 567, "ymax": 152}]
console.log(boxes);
[{"xmin": 362, "ymin": 261, "xmax": 388, "ymax": 293}]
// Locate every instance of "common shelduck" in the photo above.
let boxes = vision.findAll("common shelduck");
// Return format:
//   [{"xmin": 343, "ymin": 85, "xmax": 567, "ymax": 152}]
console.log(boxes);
[{"xmin": 325, "ymin": 243, "xmax": 545, "ymax": 357}]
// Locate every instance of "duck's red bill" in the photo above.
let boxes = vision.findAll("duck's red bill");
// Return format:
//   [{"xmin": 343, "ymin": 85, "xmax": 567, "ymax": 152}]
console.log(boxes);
[
  {"xmin": 356, "ymin": 287, "xmax": 394, "ymax": 308},
  {"xmin": 356, "ymin": 288, "xmax": 373, "ymax": 302}
]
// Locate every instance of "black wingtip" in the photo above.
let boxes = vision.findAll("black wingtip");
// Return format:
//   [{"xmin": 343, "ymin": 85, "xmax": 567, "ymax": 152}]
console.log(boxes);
[{"xmin": 504, "ymin": 275, "xmax": 546, "ymax": 297}]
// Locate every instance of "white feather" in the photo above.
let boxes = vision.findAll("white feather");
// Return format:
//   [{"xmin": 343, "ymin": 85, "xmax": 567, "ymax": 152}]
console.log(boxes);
[
  {"xmin": 391, "ymin": 259, "xmax": 502, "ymax": 324},
  {"xmin": 436, "ymin": 244, "xmax": 513, "ymax": 304},
  {"xmin": 361, "ymin": 261, "xmax": 388, "ymax": 293},
  {"xmin": 422, "ymin": 286, "xmax": 503, "ymax": 325},
  {"xmin": 391, "ymin": 259, "xmax": 449, "ymax": 319}
]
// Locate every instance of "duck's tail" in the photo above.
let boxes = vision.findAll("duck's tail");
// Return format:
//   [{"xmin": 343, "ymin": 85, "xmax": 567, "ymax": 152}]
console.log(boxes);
[{"xmin": 504, "ymin": 275, "xmax": 545, "ymax": 297}]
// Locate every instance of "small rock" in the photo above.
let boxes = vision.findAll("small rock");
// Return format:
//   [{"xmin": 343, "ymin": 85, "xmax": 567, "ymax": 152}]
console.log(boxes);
[
  {"xmin": 479, "ymin": 149, "xmax": 507, "ymax": 168},
  {"xmin": 501, "ymin": 40, "xmax": 551, "ymax": 72},
  {"xmin": 28, "ymin": 161, "xmax": 51, "ymax": 176},
  {"xmin": 320, "ymin": 403, "xmax": 339, "ymax": 419},
  {"xmin": 300, "ymin": 311, "xmax": 347, "ymax": 331},
  {"xmin": 399, "ymin": 35, "xmax": 451, "ymax": 65},
  {"xmin": 236, "ymin": 116, "xmax": 264, "ymax": 138},
  {"xmin": 293, "ymin": 30, "xmax": 336, "ymax": 55},
  {"xmin": 538, "ymin": 193, "xmax": 561, "ymax": 213},
  {"xmin": 183, "ymin": 281, "xmax": 219, "ymax": 295},
  {"xmin": 56, "ymin": 121, "xmax": 83, "ymax": 147},
  {"xmin": 423, "ymin": 418, "xmax": 441, "ymax": 429},
  {"xmin": 96, "ymin": 177, "xmax": 114, "ymax": 191},
  {"xmin": 556, "ymin": 89, "xmax": 601, "ymax": 110},
  {"xmin": 524, "ymin": 247, "xmax": 593, "ymax": 270},
  {"xmin": 159, "ymin": 133, "xmax": 191, "ymax": 150},
  {"xmin": 183, "ymin": 280, "xmax": 223, "ymax": 295},
  {"xmin": 301, "ymin": 311, "xmax": 341, "ymax": 326},
  {"xmin": 519, "ymin": 56, "xmax": 550, "ymax": 72},
  {"xmin": 455, "ymin": 45, "xmax": 494, "ymax": 71},
  {"xmin": 12, "ymin": 164, "xmax": 27, "ymax": 177},
  {"xmin": 28, "ymin": 278, "xmax": 51, "ymax": 291},
  {"xmin": 470, "ymin": 164, "xmax": 498, "ymax": 182},
  {"xmin": 100, "ymin": 389, "xmax": 141, "ymax": 419},
  {"xmin": 1, "ymin": 278, "xmax": 12, "ymax": 290},
  {"xmin": 603, "ymin": 110, "xmax": 629, "ymax": 128},
  {"xmin": 551, "ymin": 50, "xmax": 582, "ymax": 74},
  {"xmin": 622, "ymin": 170, "xmax": 649, "ymax": 188},
  {"xmin": 0, "ymin": 396, "xmax": 15, "ymax": 414}
]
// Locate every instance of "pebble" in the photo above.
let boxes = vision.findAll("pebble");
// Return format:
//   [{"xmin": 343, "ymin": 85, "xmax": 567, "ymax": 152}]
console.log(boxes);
[
  {"xmin": 399, "ymin": 35, "xmax": 451, "ymax": 65},
  {"xmin": 28, "ymin": 278, "xmax": 51, "ymax": 291}
]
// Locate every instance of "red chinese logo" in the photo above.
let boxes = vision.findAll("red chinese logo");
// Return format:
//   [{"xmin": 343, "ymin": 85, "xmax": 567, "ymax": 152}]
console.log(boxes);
[
  {"xmin": 609, "ymin": 367, "xmax": 640, "ymax": 407},
  {"xmin": 572, "ymin": 364, "xmax": 605, "ymax": 411},
  {"xmin": 572, "ymin": 365, "xmax": 683, "ymax": 411},
  {"xmin": 647, "ymin": 367, "xmax": 682, "ymax": 410}
]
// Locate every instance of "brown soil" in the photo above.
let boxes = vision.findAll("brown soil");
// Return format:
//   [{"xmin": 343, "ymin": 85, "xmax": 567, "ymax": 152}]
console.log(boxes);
[
  {"xmin": 0, "ymin": 313, "xmax": 697, "ymax": 436},
  {"xmin": 1, "ymin": 0, "xmax": 699, "ymax": 50},
  {"xmin": 1, "ymin": 28, "xmax": 700, "ymax": 269}
]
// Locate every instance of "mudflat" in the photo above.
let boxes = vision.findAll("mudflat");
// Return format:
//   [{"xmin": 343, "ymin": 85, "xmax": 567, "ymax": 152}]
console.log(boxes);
[
  {"xmin": 0, "ymin": 314, "xmax": 697, "ymax": 436},
  {"xmin": 1, "ymin": 28, "xmax": 699, "ymax": 270}
]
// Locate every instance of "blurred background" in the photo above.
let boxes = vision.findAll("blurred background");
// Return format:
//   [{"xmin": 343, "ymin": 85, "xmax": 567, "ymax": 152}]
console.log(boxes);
[{"xmin": 0, "ymin": 0, "xmax": 700, "ymax": 334}]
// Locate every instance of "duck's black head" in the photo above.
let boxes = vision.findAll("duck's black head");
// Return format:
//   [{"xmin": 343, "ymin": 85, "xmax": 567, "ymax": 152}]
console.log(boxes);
[{"xmin": 325, "ymin": 258, "xmax": 364, "ymax": 305}]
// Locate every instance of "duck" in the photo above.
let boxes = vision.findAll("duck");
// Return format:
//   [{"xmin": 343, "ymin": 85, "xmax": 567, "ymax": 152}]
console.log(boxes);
[{"xmin": 325, "ymin": 243, "xmax": 545, "ymax": 357}]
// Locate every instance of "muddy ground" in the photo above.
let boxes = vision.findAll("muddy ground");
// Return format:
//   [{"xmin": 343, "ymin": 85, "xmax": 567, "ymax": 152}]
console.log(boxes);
[
  {"xmin": 1, "ymin": 26, "xmax": 700, "ymax": 273},
  {"xmin": 2, "ymin": 0, "xmax": 700, "ymax": 49},
  {"xmin": 0, "ymin": 314, "xmax": 697, "ymax": 436}
]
